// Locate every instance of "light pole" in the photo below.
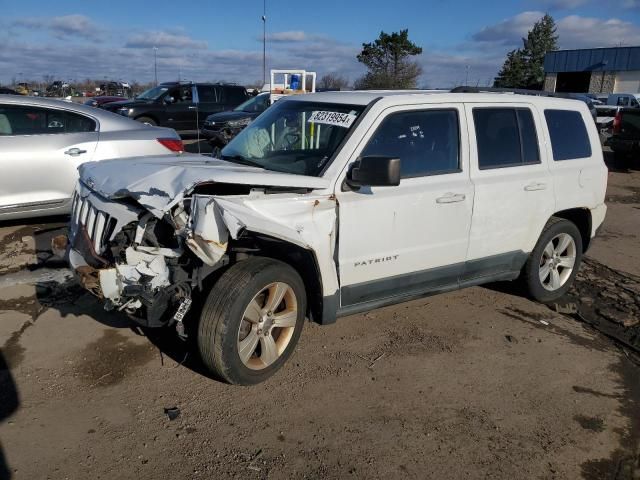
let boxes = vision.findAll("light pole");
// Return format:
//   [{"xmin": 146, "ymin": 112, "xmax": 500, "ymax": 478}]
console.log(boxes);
[
  {"xmin": 262, "ymin": 0, "xmax": 267, "ymax": 87},
  {"xmin": 153, "ymin": 47, "xmax": 158, "ymax": 86},
  {"xmin": 465, "ymin": 65, "xmax": 470, "ymax": 86}
]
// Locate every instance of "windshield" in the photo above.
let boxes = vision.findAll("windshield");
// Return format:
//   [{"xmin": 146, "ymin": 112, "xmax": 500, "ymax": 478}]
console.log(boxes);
[
  {"xmin": 136, "ymin": 86, "xmax": 168, "ymax": 101},
  {"xmin": 234, "ymin": 94, "xmax": 269, "ymax": 113},
  {"xmin": 220, "ymin": 100, "xmax": 364, "ymax": 176}
]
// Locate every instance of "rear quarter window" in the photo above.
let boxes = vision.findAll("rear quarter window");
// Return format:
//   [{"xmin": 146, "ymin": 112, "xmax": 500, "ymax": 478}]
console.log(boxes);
[{"xmin": 544, "ymin": 109, "xmax": 592, "ymax": 161}]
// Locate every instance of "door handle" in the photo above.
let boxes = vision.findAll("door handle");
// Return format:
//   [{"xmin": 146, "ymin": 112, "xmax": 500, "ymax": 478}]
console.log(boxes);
[
  {"xmin": 436, "ymin": 193, "xmax": 466, "ymax": 204},
  {"xmin": 188, "ymin": 106, "xmax": 198, "ymax": 110},
  {"xmin": 64, "ymin": 148, "xmax": 87, "ymax": 157},
  {"xmin": 524, "ymin": 182, "xmax": 547, "ymax": 191}
]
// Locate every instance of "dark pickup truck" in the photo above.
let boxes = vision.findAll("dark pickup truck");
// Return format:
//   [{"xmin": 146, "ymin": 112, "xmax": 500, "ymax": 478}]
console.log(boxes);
[
  {"xmin": 102, "ymin": 82, "xmax": 249, "ymax": 133},
  {"xmin": 605, "ymin": 108, "xmax": 640, "ymax": 158}
]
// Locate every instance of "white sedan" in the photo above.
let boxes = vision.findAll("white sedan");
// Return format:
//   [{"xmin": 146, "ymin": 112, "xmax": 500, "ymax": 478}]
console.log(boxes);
[{"xmin": 0, "ymin": 94, "xmax": 184, "ymax": 221}]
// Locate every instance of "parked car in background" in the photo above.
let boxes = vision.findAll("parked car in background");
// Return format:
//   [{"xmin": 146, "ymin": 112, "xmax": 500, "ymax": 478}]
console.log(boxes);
[
  {"xmin": 605, "ymin": 107, "xmax": 640, "ymax": 159},
  {"xmin": 84, "ymin": 96, "xmax": 129, "ymax": 108},
  {"xmin": 564, "ymin": 93, "xmax": 598, "ymax": 121},
  {"xmin": 606, "ymin": 93, "xmax": 640, "ymax": 107},
  {"xmin": 98, "ymin": 81, "xmax": 131, "ymax": 97},
  {"xmin": 0, "ymin": 87, "xmax": 21, "ymax": 95},
  {"xmin": 0, "ymin": 95, "xmax": 184, "ymax": 220},
  {"xmin": 101, "ymin": 82, "xmax": 249, "ymax": 133},
  {"xmin": 200, "ymin": 92, "xmax": 270, "ymax": 155},
  {"xmin": 585, "ymin": 93, "xmax": 606, "ymax": 105},
  {"xmin": 64, "ymin": 90, "xmax": 607, "ymax": 385}
]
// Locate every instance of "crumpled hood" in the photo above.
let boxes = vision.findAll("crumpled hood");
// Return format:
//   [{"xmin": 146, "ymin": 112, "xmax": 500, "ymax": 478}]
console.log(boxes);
[{"xmin": 78, "ymin": 154, "xmax": 330, "ymax": 217}]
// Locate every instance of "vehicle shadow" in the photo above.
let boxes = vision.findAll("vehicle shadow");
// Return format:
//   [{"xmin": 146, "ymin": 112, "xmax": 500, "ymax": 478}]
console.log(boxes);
[
  {"xmin": 0, "ymin": 350, "xmax": 19, "ymax": 480},
  {"xmin": 603, "ymin": 149, "xmax": 639, "ymax": 173}
]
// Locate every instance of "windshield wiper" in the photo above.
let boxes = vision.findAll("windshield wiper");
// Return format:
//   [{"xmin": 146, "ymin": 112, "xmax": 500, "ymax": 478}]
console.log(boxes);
[{"xmin": 220, "ymin": 154, "xmax": 264, "ymax": 169}]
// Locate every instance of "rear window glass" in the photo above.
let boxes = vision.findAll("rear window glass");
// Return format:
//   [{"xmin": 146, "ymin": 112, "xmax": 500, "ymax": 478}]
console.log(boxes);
[
  {"xmin": 197, "ymin": 85, "xmax": 217, "ymax": 103},
  {"xmin": 0, "ymin": 106, "xmax": 96, "ymax": 135},
  {"xmin": 544, "ymin": 110, "xmax": 592, "ymax": 161},
  {"xmin": 473, "ymin": 108, "xmax": 540, "ymax": 169},
  {"xmin": 220, "ymin": 87, "xmax": 248, "ymax": 106}
]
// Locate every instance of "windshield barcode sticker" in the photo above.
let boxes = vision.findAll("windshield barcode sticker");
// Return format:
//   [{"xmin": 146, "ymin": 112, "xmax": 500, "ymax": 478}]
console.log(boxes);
[{"xmin": 308, "ymin": 111, "xmax": 357, "ymax": 128}]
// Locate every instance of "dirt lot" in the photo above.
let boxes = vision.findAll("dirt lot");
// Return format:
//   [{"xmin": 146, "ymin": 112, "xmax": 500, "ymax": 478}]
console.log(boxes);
[{"xmin": 0, "ymin": 156, "xmax": 639, "ymax": 480}]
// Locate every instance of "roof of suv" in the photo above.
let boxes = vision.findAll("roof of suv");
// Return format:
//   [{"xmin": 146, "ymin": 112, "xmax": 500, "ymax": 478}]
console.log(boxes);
[
  {"xmin": 159, "ymin": 81, "xmax": 244, "ymax": 88},
  {"xmin": 286, "ymin": 90, "xmax": 590, "ymax": 109}
]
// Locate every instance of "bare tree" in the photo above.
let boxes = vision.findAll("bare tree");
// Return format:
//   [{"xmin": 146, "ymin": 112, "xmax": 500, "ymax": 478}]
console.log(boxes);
[{"xmin": 318, "ymin": 73, "xmax": 350, "ymax": 90}]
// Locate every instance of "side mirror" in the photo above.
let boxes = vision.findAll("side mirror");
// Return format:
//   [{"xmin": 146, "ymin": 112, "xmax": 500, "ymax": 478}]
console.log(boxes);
[
  {"xmin": 347, "ymin": 156, "xmax": 401, "ymax": 187},
  {"xmin": 164, "ymin": 96, "xmax": 175, "ymax": 104}
]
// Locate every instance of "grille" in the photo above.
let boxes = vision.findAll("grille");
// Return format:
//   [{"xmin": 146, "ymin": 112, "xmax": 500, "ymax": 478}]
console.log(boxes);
[{"xmin": 70, "ymin": 191, "xmax": 117, "ymax": 255}]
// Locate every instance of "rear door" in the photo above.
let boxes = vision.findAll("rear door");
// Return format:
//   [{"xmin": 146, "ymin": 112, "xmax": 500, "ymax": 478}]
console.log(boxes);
[
  {"xmin": 0, "ymin": 104, "xmax": 98, "ymax": 215},
  {"xmin": 195, "ymin": 85, "xmax": 221, "ymax": 125},
  {"xmin": 464, "ymin": 103, "xmax": 554, "ymax": 278},
  {"xmin": 218, "ymin": 86, "xmax": 249, "ymax": 112}
]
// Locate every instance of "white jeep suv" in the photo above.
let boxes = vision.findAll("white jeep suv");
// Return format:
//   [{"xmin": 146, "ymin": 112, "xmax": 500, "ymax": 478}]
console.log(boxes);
[{"xmin": 63, "ymin": 91, "xmax": 608, "ymax": 385}]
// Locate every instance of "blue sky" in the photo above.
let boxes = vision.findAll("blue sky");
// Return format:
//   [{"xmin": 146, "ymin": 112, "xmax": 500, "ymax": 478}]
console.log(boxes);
[{"xmin": 2, "ymin": 0, "xmax": 640, "ymax": 87}]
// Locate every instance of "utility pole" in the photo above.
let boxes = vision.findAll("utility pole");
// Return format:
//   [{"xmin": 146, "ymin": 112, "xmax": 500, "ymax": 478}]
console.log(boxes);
[
  {"xmin": 262, "ymin": 0, "xmax": 267, "ymax": 87},
  {"xmin": 153, "ymin": 47, "xmax": 158, "ymax": 86},
  {"xmin": 465, "ymin": 65, "xmax": 470, "ymax": 86}
]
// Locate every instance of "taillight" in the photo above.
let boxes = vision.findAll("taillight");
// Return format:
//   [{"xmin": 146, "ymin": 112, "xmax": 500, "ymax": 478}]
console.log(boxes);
[
  {"xmin": 613, "ymin": 111, "xmax": 622, "ymax": 135},
  {"xmin": 157, "ymin": 138, "xmax": 184, "ymax": 152}
]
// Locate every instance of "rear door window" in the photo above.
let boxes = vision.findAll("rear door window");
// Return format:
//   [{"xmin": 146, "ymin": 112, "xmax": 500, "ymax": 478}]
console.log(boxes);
[
  {"xmin": 0, "ymin": 105, "xmax": 96, "ymax": 135},
  {"xmin": 197, "ymin": 85, "xmax": 217, "ymax": 103},
  {"xmin": 544, "ymin": 110, "xmax": 592, "ymax": 161},
  {"xmin": 473, "ymin": 108, "xmax": 540, "ymax": 169},
  {"xmin": 362, "ymin": 109, "xmax": 460, "ymax": 178},
  {"xmin": 219, "ymin": 87, "xmax": 248, "ymax": 106}
]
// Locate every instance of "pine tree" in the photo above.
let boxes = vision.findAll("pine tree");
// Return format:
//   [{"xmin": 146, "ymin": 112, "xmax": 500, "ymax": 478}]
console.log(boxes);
[
  {"xmin": 494, "ymin": 49, "xmax": 527, "ymax": 88},
  {"xmin": 493, "ymin": 14, "xmax": 559, "ymax": 89},
  {"xmin": 356, "ymin": 30, "xmax": 423, "ymax": 89},
  {"xmin": 522, "ymin": 14, "xmax": 559, "ymax": 89}
]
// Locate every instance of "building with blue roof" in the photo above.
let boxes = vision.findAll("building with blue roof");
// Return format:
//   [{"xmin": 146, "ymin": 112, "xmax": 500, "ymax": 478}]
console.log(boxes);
[{"xmin": 544, "ymin": 46, "xmax": 640, "ymax": 94}]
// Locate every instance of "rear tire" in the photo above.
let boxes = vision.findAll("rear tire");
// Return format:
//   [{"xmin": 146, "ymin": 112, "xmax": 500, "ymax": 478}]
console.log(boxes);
[
  {"xmin": 523, "ymin": 217, "xmax": 583, "ymax": 303},
  {"xmin": 197, "ymin": 257, "xmax": 306, "ymax": 385},
  {"xmin": 135, "ymin": 116, "xmax": 157, "ymax": 126}
]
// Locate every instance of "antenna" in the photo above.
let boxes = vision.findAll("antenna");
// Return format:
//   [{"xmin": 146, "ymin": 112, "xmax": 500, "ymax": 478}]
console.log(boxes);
[{"xmin": 262, "ymin": 0, "xmax": 267, "ymax": 87}]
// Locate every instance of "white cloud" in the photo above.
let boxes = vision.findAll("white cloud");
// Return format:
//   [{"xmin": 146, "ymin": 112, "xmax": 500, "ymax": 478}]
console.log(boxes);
[
  {"xmin": 472, "ymin": 11, "xmax": 544, "ymax": 45},
  {"xmin": 267, "ymin": 31, "xmax": 307, "ymax": 42},
  {"xmin": 13, "ymin": 14, "xmax": 102, "ymax": 40},
  {"xmin": 125, "ymin": 31, "xmax": 208, "ymax": 50},
  {"xmin": 473, "ymin": 11, "xmax": 640, "ymax": 49},
  {"xmin": 536, "ymin": 0, "xmax": 589, "ymax": 9},
  {"xmin": 557, "ymin": 15, "xmax": 640, "ymax": 48}
]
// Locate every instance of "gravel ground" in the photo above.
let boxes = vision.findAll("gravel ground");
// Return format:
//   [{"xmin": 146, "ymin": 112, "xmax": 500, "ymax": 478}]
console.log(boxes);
[{"xmin": 0, "ymin": 155, "xmax": 638, "ymax": 480}]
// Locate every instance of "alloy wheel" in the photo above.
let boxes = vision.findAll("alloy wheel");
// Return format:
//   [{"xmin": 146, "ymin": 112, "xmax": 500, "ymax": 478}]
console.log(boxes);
[
  {"xmin": 237, "ymin": 282, "xmax": 298, "ymax": 370},
  {"xmin": 539, "ymin": 233, "xmax": 577, "ymax": 291}
]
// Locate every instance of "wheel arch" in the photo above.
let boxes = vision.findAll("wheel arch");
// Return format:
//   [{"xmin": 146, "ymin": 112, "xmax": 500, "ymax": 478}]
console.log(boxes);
[
  {"xmin": 551, "ymin": 208, "xmax": 592, "ymax": 253},
  {"xmin": 210, "ymin": 232, "xmax": 328, "ymax": 325},
  {"xmin": 134, "ymin": 114, "xmax": 159, "ymax": 125}
]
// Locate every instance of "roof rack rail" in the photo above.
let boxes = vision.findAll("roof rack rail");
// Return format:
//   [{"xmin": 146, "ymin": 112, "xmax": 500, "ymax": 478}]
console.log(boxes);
[{"xmin": 450, "ymin": 86, "xmax": 582, "ymax": 100}]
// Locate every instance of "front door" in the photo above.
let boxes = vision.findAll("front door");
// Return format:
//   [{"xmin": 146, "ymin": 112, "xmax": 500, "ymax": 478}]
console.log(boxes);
[
  {"xmin": 335, "ymin": 104, "xmax": 474, "ymax": 309},
  {"xmin": 0, "ymin": 104, "xmax": 98, "ymax": 215}
]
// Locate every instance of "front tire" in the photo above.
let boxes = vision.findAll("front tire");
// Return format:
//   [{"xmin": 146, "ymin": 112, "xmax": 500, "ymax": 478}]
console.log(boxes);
[
  {"xmin": 197, "ymin": 258, "xmax": 306, "ymax": 385},
  {"xmin": 523, "ymin": 218, "xmax": 583, "ymax": 303}
]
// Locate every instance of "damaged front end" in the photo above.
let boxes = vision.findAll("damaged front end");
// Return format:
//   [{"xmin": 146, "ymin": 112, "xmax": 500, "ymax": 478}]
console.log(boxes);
[
  {"xmin": 67, "ymin": 182, "xmax": 195, "ymax": 327},
  {"xmin": 66, "ymin": 173, "xmax": 339, "ymax": 330}
]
